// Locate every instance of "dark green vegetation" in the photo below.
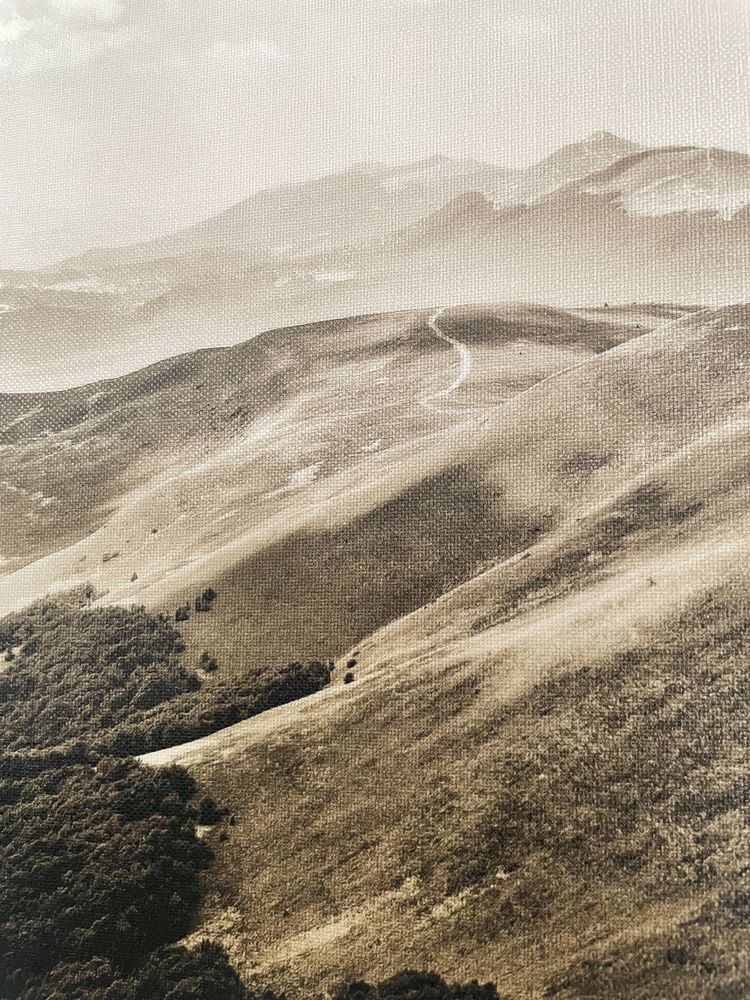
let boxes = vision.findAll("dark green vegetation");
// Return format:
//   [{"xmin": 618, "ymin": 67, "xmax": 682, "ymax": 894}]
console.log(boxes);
[
  {"xmin": 1, "ymin": 757, "xmax": 213, "ymax": 996},
  {"xmin": 0, "ymin": 594, "xmax": 495, "ymax": 999},
  {"xmin": 334, "ymin": 971, "xmax": 501, "ymax": 1000},
  {"xmin": 20, "ymin": 942, "xmax": 250, "ymax": 1000},
  {"xmin": 0, "ymin": 595, "xmax": 331, "ymax": 756},
  {"xmin": 0, "ymin": 596, "xmax": 329, "ymax": 998},
  {"xmin": 0, "ymin": 707, "xmax": 260, "ymax": 999}
]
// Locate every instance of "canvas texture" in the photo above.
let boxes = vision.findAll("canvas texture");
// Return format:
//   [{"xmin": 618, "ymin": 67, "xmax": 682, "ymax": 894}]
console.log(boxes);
[{"xmin": 1, "ymin": 2, "xmax": 749, "ymax": 998}]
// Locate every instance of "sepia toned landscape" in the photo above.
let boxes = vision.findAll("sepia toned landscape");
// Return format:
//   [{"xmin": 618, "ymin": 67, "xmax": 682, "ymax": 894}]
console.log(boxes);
[{"xmin": 2, "ymin": 1, "xmax": 750, "ymax": 998}]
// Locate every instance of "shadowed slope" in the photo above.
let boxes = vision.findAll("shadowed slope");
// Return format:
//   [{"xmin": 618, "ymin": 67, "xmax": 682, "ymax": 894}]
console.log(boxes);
[
  {"xmin": 140, "ymin": 305, "xmax": 750, "ymax": 1000},
  {"xmin": 0, "ymin": 304, "xmax": 671, "ymax": 671}
]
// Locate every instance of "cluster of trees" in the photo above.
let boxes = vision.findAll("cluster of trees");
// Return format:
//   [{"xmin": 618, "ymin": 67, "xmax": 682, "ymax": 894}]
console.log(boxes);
[
  {"xmin": 334, "ymin": 971, "xmax": 501, "ymax": 1000},
  {"xmin": 0, "ymin": 742, "xmax": 498, "ymax": 1000},
  {"xmin": 176, "ymin": 587, "xmax": 217, "ymax": 622},
  {"xmin": 0, "ymin": 755, "xmax": 216, "ymax": 997},
  {"xmin": 0, "ymin": 599, "xmax": 197, "ymax": 752},
  {"xmin": 0, "ymin": 594, "xmax": 333, "ymax": 996},
  {"xmin": 101, "ymin": 659, "xmax": 331, "ymax": 756},
  {"xmin": 17, "ymin": 953, "xmax": 500, "ymax": 1000},
  {"xmin": 0, "ymin": 598, "xmax": 331, "ymax": 756},
  {"xmin": 17, "ymin": 941, "xmax": 249, "ymax": 1000}
]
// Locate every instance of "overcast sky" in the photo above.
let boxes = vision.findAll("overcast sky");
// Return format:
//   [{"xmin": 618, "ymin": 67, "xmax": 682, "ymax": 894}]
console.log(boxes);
[{"xmin": 1, "ymin": 0, "xmax": 749, "ymax": 265}]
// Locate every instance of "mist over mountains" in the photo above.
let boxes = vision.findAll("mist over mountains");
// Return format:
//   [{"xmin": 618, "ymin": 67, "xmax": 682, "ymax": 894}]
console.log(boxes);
[
  {"xmin": 3, "ymin": 104, "xmax": 750, "ymax": 997},
  {"xmin": 2, "ymin": 130, "xmax": 749, "ymax": 391}
]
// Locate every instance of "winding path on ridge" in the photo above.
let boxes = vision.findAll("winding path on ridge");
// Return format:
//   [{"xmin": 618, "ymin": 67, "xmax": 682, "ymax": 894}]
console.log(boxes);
[{"xmin": 423, "ymin": 306, "xmax": 473, "ymax": 409}]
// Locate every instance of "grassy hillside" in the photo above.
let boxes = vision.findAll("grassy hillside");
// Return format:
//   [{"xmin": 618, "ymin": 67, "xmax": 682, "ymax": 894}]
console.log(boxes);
[
  {"xmin": 155, "ymin": 598, "xmax": 750, "ymax": 1000},
  {"xmin": 0, "ymin": 304, "xmax": 679, "ymax": 673},
  {"xmin": 139, "ymin": 304, "xmax": 750, "ymax": 999},
  {"xmin": 4, "ymin": 301, "xmax": 749, "ymax": 996}
]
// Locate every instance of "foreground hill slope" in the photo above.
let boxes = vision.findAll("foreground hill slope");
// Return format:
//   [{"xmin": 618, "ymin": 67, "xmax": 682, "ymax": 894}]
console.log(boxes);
[{"xmin": 141, "ymin": 305, "xmax": 750, "ymax": 999}]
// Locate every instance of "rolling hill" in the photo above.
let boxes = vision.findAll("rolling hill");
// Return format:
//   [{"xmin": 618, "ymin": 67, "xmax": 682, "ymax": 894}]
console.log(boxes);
[
  {"xmin": 137, "ymin": 303, "xmax": 750, "ymax": 999},
  {"xmin": 2, "ymin": 301, "xmax": 749, "ymax": 997},
  {"xmin": 0, "ymin": 303, "xmax": 684, "ymax": 666}
]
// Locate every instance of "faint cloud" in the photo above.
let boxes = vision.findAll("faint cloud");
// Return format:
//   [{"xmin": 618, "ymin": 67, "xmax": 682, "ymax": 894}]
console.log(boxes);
[
  {"xmin": 0, "ymin": 0, "xmax": 130, "ymax": 77},
  {"xmin": 47, "ymin": 0, "xmax": 125, "ymax": 21},
  {"xmin": 205, "ymin": 38, "xmax": 288, "ymax": 65},
  {"xmin": 168, "ymin": 38, "xmax": 289, "ymax": 75},
  {"xmin": 0, "ymin": 17, "xmax": 32, "ymax": 44}
]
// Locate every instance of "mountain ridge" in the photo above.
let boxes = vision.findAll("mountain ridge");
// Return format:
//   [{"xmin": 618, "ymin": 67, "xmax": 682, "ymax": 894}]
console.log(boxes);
[
  {"xmin": 2, "ymin": 133, "xmax": 749, "ymax": 391},
  {"xmin": 55, "ymin": 132, "xmax": 641, "ymax": 269}
]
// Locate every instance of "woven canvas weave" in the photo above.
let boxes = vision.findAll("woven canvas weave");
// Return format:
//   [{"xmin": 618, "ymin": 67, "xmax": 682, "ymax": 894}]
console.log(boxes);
[{"xmin": 1, "ymin": 3, "xmax": 749, "ymax": 997}]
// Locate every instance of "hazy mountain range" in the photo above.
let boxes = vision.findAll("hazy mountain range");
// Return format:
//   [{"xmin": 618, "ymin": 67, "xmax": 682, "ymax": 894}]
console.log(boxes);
[{"xmin": 2, "ymin": 131, "xmax": 749, "ymax": 391}]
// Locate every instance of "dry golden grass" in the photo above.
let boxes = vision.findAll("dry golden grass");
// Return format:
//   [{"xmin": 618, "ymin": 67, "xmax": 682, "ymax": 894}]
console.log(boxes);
[{"xmin": 137, "ymin": 305, "xmax": 750, "ymax": 997}]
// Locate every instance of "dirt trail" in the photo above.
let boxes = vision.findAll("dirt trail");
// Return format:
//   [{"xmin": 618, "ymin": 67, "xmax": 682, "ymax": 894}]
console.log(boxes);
[{"xmin": 427, "ymin": 306, "xmax": 473, "ymax": 396}]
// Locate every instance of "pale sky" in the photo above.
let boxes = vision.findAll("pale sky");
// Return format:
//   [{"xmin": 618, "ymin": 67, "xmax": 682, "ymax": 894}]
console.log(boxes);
[{"xmin": 1, "ymin": 0, "xmax": 749, "ymax": 266}]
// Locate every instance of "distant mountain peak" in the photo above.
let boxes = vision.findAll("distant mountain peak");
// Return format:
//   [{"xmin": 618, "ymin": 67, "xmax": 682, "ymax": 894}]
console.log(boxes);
[
  {"xmin": 549, "ymin": 132, "xmax": 640, "ymax": 159},
  {"xmin": 583, "ymin": 130, "xmax": 631, "ymax": 145},
  {"xmin": 396, "ymin": 189, "xmax": 499, "ymax": 247},
  {"xmin": 573, "ymin": 142, "xmax": 750, "ymax": 218}
]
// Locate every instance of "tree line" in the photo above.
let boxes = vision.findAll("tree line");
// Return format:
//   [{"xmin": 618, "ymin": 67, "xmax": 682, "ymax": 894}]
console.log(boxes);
[{"xmin": 0, "ymin": 593, "xmax": 503, "ymax": 999}]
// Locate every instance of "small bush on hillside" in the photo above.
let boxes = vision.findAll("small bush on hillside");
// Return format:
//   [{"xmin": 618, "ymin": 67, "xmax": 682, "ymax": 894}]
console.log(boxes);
[
  {"xmin": 197, "ymin": 795, "xmax": 225, "ymax": 826},
  {"xmin": 194, "ymin": 588, "xmax": 218, "ymax": 613},
  {"xmin": 199, "ymin": 650, "xmax": 219, "ymax": 672}
]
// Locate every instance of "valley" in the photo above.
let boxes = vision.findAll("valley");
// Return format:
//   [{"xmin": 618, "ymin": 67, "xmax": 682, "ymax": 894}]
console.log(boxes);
[{"xmin": 2, "ymin": 298, "xmax": 749, "ymax": 997}]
